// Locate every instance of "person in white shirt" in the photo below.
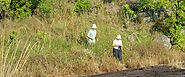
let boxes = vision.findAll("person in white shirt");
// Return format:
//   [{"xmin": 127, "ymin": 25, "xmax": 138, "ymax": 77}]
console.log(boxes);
[
  {"xmin": 112, "ymin": 35, "xmax": 123, "ymax": 63},
  {"xmin": 87, "ymin": 24, "xmax": 97, "ymax": 44}
]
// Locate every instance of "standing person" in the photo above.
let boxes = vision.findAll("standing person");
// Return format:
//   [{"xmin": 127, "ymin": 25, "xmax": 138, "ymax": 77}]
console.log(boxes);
[
  {"xmin": 112, "ymin": 35, "xmax": 123, "ymax": 63},
  {"xmin": 87, "ymin": 24, "xmax": 97, "ymax": 44}
]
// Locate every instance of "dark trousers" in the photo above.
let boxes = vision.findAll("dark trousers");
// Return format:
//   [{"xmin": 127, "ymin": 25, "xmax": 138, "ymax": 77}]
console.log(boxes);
[{"xmin": 113, "ymin": 47, "xmax": 122, "ymax": 63}]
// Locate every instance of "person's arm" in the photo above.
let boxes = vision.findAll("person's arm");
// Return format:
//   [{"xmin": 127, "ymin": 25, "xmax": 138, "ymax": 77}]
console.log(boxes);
[
  {"xmin": 112, "ymin": 40, "xmax": 115, "ymax": 47},
  {"xmin": 120, "ymin": 40, "xmax": 123, "ymax": 47},
  {"xmin": 87, "ymin": 30, "xmax": 93, "ymax": 40}
]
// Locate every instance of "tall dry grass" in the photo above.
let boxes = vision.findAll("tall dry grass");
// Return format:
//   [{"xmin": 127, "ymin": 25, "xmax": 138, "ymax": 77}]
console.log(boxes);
[
  {"xmin": 0, "ymin": 39, "xmax": 37, "ymax": 77},
  {"xmin": 0, "ymin": 20, "xmax": 37, "ymax": 77},
  {"xmin": 124, "ymin": 41, "xmax": 185, "ymax": 68}
]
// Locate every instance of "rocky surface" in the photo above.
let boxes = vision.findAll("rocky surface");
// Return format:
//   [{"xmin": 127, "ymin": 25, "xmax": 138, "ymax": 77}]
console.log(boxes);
[{"xmin": 87, "ymin": 65, "xmax": 185, "ymax": 77}]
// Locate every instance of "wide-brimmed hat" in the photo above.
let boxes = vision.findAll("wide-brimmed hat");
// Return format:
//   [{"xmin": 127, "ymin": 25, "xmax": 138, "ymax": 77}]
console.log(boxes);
[
  {"xmin": 91, "ymin": 24, "xmax": 97, "ymax": 28},
  {"xmin": 116, "ymin": 35, "xmax": 121, "ymax": 39}
]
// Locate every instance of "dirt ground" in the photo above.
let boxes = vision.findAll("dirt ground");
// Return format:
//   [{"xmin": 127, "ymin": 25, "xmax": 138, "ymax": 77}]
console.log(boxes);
[{"xmin": 87, "ymin": 65, "xmax": 185, "ymax": 77}]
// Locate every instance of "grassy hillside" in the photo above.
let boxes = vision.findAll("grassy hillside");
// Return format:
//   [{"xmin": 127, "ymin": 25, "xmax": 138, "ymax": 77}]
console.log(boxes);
[{"xmin": 0, "ymin": 0, "xmax": 185, "ymax": 76}]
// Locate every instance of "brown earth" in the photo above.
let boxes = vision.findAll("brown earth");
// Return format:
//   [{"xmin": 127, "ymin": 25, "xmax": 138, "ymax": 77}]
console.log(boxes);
[{"xmin": 86, "ymin": 65, "xmax": 185, "ymax": 77}]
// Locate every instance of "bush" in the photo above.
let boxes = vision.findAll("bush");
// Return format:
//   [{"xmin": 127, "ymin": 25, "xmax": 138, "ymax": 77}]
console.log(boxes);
[
  {"xmin": 36, "ymin": 0, "xmax": 54, "ymax": 18},
  {"xmin": 170, "ymin": 24, "xmax": 185, "ymax": 50},
  {"xmin": 138, "ymin": 0, "xmax": 185, "ymax": 50},
  {"xmin": 0, "ymin": 0, "xmax": 10, "ymax": 19},
  {"xmin": 9, "ymin": 0, "xmax": 33, "ymax": 19},
  {"xmin": 0, "ymin": 0, "xmax": 54, "ymax": 19},
  {"xmin": 74, "ymin": 0, "xmax": 91, "ymax": 14},
  {"xmin": 119, "ymin": 4, "xmax": 137, "ymax": 24},
  {"xmin": 164, "ymin": 0, "xmax": 185, "ymax": 50}
]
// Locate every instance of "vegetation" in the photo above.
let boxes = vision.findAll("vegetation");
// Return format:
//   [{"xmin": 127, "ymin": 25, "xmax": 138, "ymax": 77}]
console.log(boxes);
[{"xmin": 0, "ymin": 0, "xmax": 185, "ymax": 76}]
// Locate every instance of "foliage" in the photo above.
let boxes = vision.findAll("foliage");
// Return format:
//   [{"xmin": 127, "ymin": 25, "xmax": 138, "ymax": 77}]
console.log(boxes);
[
  {"xmin": 0, "ymin": 0, "xmax": 11, "ymax": 19},
  {"xmin": 138, "ymin": 0, "xmax": 185, "ymax": 50},
  {"xmin": 9, "ymin": 0, "xmax": 32, "ymax": 19},
  {"xmin": 9, "ymin": 31, "xmax": 17, "ymax": 44},
  {"xmin": 119, "ymin": 4, "xmax": 137, "ymax": 23},
  {"xmin": 36, "ymin": 0, "xmax": 54, "ymax": 17},
  {"xmin": 0, "ymin": 0, "xmax": 53, "ymax": 19},
  {"xmin": 138, "ymin": 0, "xmax": 164, "ymax": 21},
  {"xmin": 169, "ymin": 24, "xmax": 185, "ymax": 49},
  {"xmin": 74, "ymin": 0, "xmax": 91, "ymax": 14},
  {"xmin": 164, "ymin": 0, "xmax": 185, "ymax": 50}
]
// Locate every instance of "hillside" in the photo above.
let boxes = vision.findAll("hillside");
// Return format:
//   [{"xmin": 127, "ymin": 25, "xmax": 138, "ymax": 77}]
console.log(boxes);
[{"xmin": 0, "ymin": 0, "xmax": 185, "ymax": 76}]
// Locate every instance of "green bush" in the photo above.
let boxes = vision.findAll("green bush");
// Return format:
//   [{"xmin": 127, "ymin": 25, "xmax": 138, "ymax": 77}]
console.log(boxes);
[
  {"xmin": 9, "ymin": 0, "xmax": 33, "ymax": 19},
  {"xmin": 74, "ymin": 0, "xmax": 91, "ymax": 14},
  {"xmin": 37, "ymin": 0, "xmax": 54, "ymax": 17},
  {"xmin": 0, "ymin": 0, "xmax": 10, "ymax": 19},
  {"xmin": 119, "ymin": 4, "xmax": 137, "ymax": 23},
  {"xmin": 0, "ymin": 0, "xmax": 54, "ymax": 19},
  {"xmin": 170, "ymin": 24, "xmax": 185, "ymax": 50},
  {"xmin": 138, "ymin": 0, "xmax": 185, "ymax": 50}
]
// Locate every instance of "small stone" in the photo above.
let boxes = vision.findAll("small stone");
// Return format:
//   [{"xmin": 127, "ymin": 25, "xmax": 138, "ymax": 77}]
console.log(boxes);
[
  {"xmin": 127, "ymin": 33, "xmax": 137, "ymax": 42},
  {"xmin": 155, "ymin": 35, "xmax": 172, "ymax": 49}
]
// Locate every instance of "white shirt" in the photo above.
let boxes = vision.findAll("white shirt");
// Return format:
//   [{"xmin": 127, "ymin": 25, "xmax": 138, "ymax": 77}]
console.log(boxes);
[
  {"xmin": 87, "ymin": 29, "xmax": 96, "ymax": 40},
  {"xmin": 113, "ymin": 39, "xmax": 122, "ymax": 49}
]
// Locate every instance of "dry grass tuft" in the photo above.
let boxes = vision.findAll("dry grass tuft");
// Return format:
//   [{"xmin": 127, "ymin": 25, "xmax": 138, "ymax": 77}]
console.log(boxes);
[
  {"xmin": 125, "ymin": 41, "xmax": 185, "ymax": 69},
  {"xmin": 0, "ymin": 38, "xmax": 37, "ymax": 77}
]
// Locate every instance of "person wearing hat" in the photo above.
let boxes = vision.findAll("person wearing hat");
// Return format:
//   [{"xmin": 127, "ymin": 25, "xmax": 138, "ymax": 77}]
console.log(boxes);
[
  {"xmin": 87, "ymin": 24, "xmax": 97, "ymax": 44},
  {"xmin": 112, "ymin": 35, "xmax": 123, "ymax": 63}
]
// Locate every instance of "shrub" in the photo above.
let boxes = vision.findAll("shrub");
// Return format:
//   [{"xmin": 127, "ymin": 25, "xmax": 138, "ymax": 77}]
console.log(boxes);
[
  {"xmin": 170, "ymin": 24, "xmax": 185, "ymax": 50},
  {"xmin": 164, "ymin": 0, "xmax": 185, "ymax": 50},
  {"xmin": 74, "ymin": 0, "xmax": 91, "ymax": 14},
  {"xmin": 0, "ymin": 0, "xmax": 10, "ymax": 19},
  {"xmin": 119, "ymin": 4, "xmax": 137, "ymax": 24},
  {"xmin": 0, "ymin": 0, "xmax": 54, "ymax": 19},
  {"xmin": 138, "ymin": 0, "xmax": 185, "ymax": 50},
  {"xmin": 36, "ymin": 0, "xmax": 54, "ymax": 18},
  {"xmin": 8, "ymin": 0, "xmax": 33, "ymax": 19}
]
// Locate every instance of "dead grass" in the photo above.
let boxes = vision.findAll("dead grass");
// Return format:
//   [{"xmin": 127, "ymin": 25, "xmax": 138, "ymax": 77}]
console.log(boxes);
[
  {"xmin": 125, "ymin": 41, "xmax": 185, "ymax": 69},
  {"xmin": 0, "ymin": 38, "xmax": 37, "ymax": 77}
]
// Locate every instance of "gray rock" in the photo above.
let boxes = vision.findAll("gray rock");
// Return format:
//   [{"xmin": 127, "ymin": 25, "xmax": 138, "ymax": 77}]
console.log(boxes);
[
  {"xmin": 155, "ymin": 35, "xmax": 171, "ymax": 49},
  {"xmin": 127, "ymin": 34, "xmax": 137, "ymax": 42}
]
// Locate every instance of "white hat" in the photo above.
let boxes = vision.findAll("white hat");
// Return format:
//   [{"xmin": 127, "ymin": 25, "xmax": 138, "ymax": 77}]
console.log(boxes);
[
  {"xmin": 116, "ymin": 35, "xmax": 121, "ymax": 39},
  {"xmin": 91, "ymin": 24, "xmax": 97, "ymax": 28}
]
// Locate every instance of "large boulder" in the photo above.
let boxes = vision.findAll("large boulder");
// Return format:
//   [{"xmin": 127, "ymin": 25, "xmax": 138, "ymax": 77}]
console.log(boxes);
[{"xmin": 155, "ymin": 35, "xmax": 172, "ymax": 49}]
